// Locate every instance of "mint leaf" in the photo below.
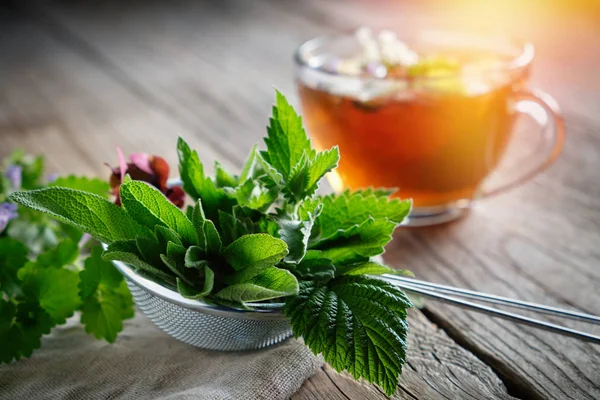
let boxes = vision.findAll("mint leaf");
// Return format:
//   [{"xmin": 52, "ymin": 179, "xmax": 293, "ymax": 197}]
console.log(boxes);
[
  {"xmin": 49, "ymin": 176, "xmax": 110, "ymax": 198},
  {"xmin": 0, "ymin": 237, "xmax": 28, "ymax": 297},
  {"xmin": 79, "ymin": 246, "xmax": 134, "ymax": 342},
  {"xmin": 313, "ymin": 218, "xmax": 397, "ymax": 264},
  {"xmin": 288, "ymin": 250, "xmax": 335, "ymax": 281},
  {"xmin": 263, "ymin": 90, "xmax": 315, "ymax": 178},
  {"xmin": 177, "ymin": 137, "xmax": 234, "ymax": 221},
  {"xmin": 176, "ymin": 265, "xmax": 214, "ymax": 299},
  {"xmin": 222, "ymin": 234, "xmax": 288, "ymax": 283},
  {"xmin": 276, "ymin": 200, "xmax": 322, "ymax": 264},
  {"xmin": 120, "ymin": 181, "xmax": 196, "ymax": 246},
  {"xmin": 103, "ymin": 241, "xmax": 175, "ymax": 286},
  {"xmin": 311, "ymin": 192, "xmax": 411, "ymax": 243},
  {"xmin": 9, "ymin": 188, "xmax": 151, "ymax": 244},
  {"xmin": 336, "ymin": 261, "xmax": 413, "ymax": 277},
  {"xmin": 215, "ymin": 266, "xmax": 298, "ymax": 303},
  {"xmin": 284, "ymin": 276, "xmax": 412, "ymax": 396}
]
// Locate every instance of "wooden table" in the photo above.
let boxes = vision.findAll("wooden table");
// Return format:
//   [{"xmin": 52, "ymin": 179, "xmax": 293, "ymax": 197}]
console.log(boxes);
[{"xmin": 1, "ymin": 1, "xmax": 599, "ymax": 398}]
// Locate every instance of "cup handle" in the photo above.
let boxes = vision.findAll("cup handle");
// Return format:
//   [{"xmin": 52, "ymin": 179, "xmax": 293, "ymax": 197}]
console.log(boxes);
[{"xmin": 481, "ymin": 88, "xmax": 565, "ymax": 198}]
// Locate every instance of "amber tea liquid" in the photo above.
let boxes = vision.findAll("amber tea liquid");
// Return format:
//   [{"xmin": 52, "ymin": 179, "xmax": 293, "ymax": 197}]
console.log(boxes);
[{"xmin": 299, "ymin": 75, "xmax": 524, "ymax": 207}]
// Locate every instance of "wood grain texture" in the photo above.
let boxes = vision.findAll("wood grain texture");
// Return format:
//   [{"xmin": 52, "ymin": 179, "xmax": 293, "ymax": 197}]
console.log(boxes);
[{"xmin": 2, "ymin": 0, "xmax": 599, "ymax": 398}]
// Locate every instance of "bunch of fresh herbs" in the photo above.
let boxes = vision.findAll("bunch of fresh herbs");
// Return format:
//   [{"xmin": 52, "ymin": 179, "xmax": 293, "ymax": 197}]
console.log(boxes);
[
  {"xmin": 0, "ymin": 151, "xmax": 134, "ymax": 364},
  {"xmin": 8, "ymin": 91, "xmax": 412, "ymax": 395}
]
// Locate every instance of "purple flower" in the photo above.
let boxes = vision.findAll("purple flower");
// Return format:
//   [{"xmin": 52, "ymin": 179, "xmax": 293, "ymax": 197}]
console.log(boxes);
[
  {"xmin": 4, "ymin": 165, "xmax": 22, "ymax": 191},
  {"xmin": 0, "ymin": 202, "xmax": 18, "ymax": 233},
  {"xmin": 46, "ymin": 173, "xmax": 59, "ymax": 183}
]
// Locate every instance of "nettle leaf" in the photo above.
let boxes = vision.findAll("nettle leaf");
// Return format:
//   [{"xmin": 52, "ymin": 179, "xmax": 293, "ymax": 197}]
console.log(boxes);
[
  {"xmin": 284, "ymin": 276, "xmax": 412, "ymax": 396},
  {"xmin": 222, "ymin": 234, "xmax": 288, "ymax": 283},
  {"xmin": 80, "ymin": 247, "xmax": 134, "ymax": 343},
  {"xmin": 336, "ymin": 261, "xmax": 413, "ymax": 278},
  {"xmin": 176, "ymin": 265, "xmax": 214, "ymax": 299},
  {"xmin": 0, "ymin": 237, "xmax": 28, "ymax": 297},
  {"xmin": 215, "ymin": 267, "xmax": 298, "ymax": 303},
  {"xmin": 313, "ymin": 191, "xmax": 411, "ymax": 242},
  {"xmin": 120, "ymin": 181, "xmax": 196, "ymax": 246},
  {"xmin": 9, "ymin": 188, "xmax": 151, "ymax": 244},
  {"xmin": 263, "ymin": 90, "xmax": 315, "ymax": 178},
  {"xmin": 49, "ymin": 175, "xmax": 110, "ymax": 198},
  {"xmin": 103, "ymin": 241, "xmax": 175, "ymax": 286},
  {"xmin": 313, "ymin": 218, "xmax": 397, "ymax": 264}
]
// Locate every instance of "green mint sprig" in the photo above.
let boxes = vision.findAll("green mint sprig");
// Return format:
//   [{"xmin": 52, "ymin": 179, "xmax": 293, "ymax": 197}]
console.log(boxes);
[{"xmin": 9, "ymin": 91, "xmax": 413, "ymax": 395}]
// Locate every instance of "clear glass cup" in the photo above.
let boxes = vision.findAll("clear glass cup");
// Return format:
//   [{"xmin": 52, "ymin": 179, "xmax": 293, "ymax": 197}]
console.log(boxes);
[{"xmin": 294, "ymin": 31, "xmax": 564, "ymax": 226}]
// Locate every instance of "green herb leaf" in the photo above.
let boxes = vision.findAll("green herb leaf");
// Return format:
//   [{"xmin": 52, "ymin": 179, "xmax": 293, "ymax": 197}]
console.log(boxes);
[
  {"xmin": 177, "ymin": 137, "xmax": 234, "ymax": 221},
  {"xmin": 263, "ymin": 90, "xmax": 315, "ymax": 178},
  {"xmin": 176, "ymin": 265, "xmax": 214, "ymax": 299},
  {"xmin": 215, "ymin": 266, "xmax": 298, "ymax": 303},
  {"xmin": 120, "ymin": 181, "xmax": 196, "ymax": 245},
  {"xmin": 184, "ymin": 246, "xmax": 207, "ymax": 269},
  {"xmin": 80, "ymin": 247, "xmax": 134, "ymax": 343},
  {"xmin": 312, "ymin": 192, "xmax": 411, "ymax": 243},
  {"xmin": 0, "ymin": 299, "xmax": 53, "ymax": 363},
  {"xmin": 234, "ymin": 178, "xmax": 278, "ymax": 212},
  {"xmin": 103, "ymin": 241, "xmax": 175, "ymax": 286},
  {"xmin": 284, "ymin": 276, "xmax": 412, "ymax": 396},
  {"xmin": 336, "ymin": 261, "xmax": 413, "ymax": 277},
  {"xmin": 49, "ymin": 176, "xmax": 110, "ymax": 198},
  {"xmin": 287, "ymin": 250, "xmax": 335, "ymax": 281},
  {"xmin": 276, "ymin": 200, "xmax": 322, "ymax": 264},
  {"xmin": 204, "ymin": 220, "xmax": 222, "ymax": 257},
  {"xmin": 35, "ymin": 238, "xmax": 78, "ymax": 268},
  {"xmin": 313, "ymin": 218, "xmax": 397, "ymax": 264},
  {"xmin": 306, "ymin": 147, "xmax": 340, "ymax": 194},
  {"xmin": 0, "ymin": 237, "xmax": 28, "ymax": 297},
  {"xmin": 222, "ymin": 234, "xmax": 288, "ymax": 283},
  {"xmin": 214, "ymin": 161, "xmax": 238, "ymax": 188},
  {"xmin": 9, "ymin": 188, "xmax": 151, "ymax": 244},
  {"xmin": 18, "ymin": 259, "xmax": 81, "ymax": 325}
]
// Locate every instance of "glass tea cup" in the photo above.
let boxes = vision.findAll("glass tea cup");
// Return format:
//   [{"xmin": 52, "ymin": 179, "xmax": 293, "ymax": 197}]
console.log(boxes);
[{"xmin": 294, "ymin": 30, "xmax": 564, "ymax": 226}]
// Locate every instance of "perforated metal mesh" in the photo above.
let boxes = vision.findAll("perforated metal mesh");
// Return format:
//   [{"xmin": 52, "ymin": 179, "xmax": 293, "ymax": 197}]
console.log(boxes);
[{"xmin": 126, "ymin": 279, "xmax": 293, "ymax": 351}]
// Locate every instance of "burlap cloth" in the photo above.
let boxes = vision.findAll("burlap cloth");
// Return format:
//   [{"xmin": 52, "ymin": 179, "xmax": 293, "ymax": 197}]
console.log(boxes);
[{"xmin": 0, "ymin": 312, "xmax": 323, "ymax": 399}]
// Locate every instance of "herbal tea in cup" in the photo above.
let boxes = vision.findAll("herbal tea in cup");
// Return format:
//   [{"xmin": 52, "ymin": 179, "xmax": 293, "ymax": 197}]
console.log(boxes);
[{"xmin": 295, "ymin": 29, "xmax": 564, "ymax": 226}]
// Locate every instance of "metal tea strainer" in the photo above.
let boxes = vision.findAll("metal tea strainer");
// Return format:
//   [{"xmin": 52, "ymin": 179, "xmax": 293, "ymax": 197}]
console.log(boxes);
[{"xmin": 112, "ymin": 260, "xmax": 292, "ymax": 351}]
